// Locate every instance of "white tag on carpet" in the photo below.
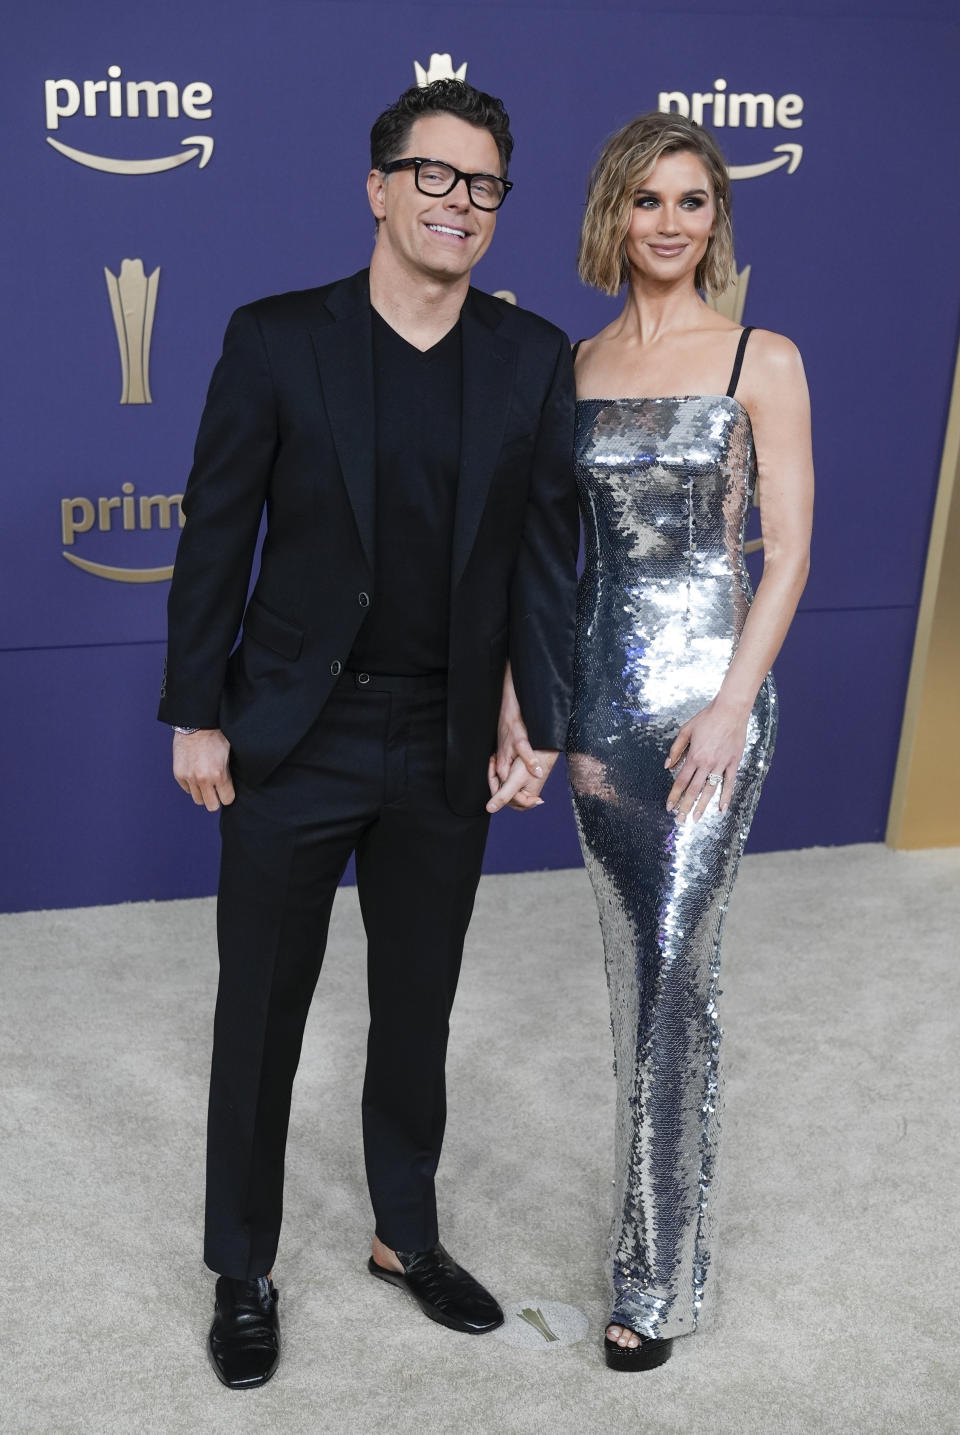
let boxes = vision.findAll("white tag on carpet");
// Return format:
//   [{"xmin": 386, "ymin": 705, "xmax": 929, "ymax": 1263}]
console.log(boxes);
[{"xmin": 494, "ymin": 1300, "xmax": 589, "ymax": 1350}]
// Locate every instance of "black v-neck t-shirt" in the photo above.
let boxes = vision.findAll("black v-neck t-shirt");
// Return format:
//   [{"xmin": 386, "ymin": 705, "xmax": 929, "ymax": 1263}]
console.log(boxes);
[{"xmin": 348, "ymin": 308, "xmax": 462, "ymax": 675}]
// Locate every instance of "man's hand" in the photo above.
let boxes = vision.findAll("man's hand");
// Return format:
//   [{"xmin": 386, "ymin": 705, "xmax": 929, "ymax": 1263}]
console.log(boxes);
[
  {"xmin": 485, "ymin": 661, "xmax": 559, "ymax": 813},
  {"xmin": 172, "ymin": 728, "xmax": 235, "ymax": 812}
]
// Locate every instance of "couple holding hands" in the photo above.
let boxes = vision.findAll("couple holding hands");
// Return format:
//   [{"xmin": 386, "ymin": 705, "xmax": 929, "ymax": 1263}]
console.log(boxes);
[{"xmin": 160, "ymin": 77, "xmax": 812, "ymax": 1386}]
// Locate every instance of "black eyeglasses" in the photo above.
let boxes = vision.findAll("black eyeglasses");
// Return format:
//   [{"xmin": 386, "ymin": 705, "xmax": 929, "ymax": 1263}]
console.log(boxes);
[{"xmin": 380, "ymin": 157, "xmax": 512, "ymax": 211}]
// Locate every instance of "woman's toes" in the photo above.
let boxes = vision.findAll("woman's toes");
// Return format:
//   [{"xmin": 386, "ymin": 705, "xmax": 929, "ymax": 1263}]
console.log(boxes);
[{"xmin": 607, "ymin": 1322, "xmax": 641, "ymax": 1348}]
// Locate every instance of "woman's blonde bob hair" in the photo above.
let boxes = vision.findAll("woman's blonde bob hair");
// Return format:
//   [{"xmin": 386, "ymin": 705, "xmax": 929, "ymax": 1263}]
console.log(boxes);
[{"xmin": 578, "ymin": 112, "xmax": 735, "ymax": 298}]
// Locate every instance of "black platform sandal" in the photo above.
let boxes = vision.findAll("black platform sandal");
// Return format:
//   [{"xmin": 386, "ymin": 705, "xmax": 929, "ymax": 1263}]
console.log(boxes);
[{"xmin": 603, "ymin": 1323, "xmax": 672, "ymax": 1371}]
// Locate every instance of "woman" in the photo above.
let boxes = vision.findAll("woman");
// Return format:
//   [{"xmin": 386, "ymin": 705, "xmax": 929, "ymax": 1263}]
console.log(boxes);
[{"xmin": 567, "ymin": 113, "xmax": 813, "ymax": 1369}]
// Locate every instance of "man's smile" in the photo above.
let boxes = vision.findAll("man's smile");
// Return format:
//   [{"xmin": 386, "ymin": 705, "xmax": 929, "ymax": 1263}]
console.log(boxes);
[{"xmin": 426, "ymin": 223, "xmax": 470, "ymax": 240}]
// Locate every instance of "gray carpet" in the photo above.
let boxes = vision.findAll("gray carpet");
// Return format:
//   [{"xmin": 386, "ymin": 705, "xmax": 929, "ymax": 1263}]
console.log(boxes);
[{"xmin": 1, "ymin": 844, "xmax": 958, "ymax": 1434}]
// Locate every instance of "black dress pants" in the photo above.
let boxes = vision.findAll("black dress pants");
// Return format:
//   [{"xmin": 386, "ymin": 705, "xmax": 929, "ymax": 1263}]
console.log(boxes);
[{"xmin": 204, "ymin": 674, "xmax": 491, "ymax": 1279}]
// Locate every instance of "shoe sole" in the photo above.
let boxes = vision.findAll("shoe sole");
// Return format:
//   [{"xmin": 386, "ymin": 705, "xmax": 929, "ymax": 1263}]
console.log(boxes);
[
  {"xmin": 603, "ymin": 1335, "xmax": 672, "ymax": 1371},
  {"xmin": 207, "ymin": 1358, "xmax": 280, "ymax": 1389},
  {"xmin": 367, "ymin": 1258, "xmax": 504, "ymax": 1335}
]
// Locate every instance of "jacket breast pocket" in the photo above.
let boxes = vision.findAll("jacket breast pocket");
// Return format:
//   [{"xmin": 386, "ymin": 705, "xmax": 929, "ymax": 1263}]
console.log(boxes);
[{"xmin": 242, "ymin": 597, "xmax": 304, "ymax": 661}]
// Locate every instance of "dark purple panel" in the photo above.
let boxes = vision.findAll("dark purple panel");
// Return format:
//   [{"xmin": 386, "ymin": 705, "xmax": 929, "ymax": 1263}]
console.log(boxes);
[
  {"xmin": 747, "ymin": 604, "xmax": 917, "ymax": 850},
  {"xmin": 486, "ymin": 606, "xmax": 920, "ymax": 872},
  {"xmin": 1, "ymin": 643, "xmax": 221, "ymax": 912},
  {"xmin": 5, "ymin": 6, "xmax": 959, "ymax": 643},
  {"xmin": 2, "ymin": 2, "xmax": 957, "ymax": 909},
  {"xmin": 0, "ymin": 602, "xmax": 921, "ymax": 912},
  {"xmin": 482, "ymin": 754, "xmax": 583, "ymax": 876}
]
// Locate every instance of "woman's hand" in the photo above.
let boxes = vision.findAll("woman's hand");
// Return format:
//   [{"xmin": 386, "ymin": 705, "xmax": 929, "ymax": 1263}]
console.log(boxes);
[
  {"xmin": 486, "ymin": 660, "xmax": 556, "ymax": 813},
  {"xmin": 664, "ymin": 697, "xmax": 750, "ymax": 821}
]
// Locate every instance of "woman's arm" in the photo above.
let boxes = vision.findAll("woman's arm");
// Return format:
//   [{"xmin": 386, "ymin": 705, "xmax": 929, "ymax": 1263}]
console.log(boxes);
[{"xmin": 666, "ymin": 330, "xmax": 814, "ymax": 819}]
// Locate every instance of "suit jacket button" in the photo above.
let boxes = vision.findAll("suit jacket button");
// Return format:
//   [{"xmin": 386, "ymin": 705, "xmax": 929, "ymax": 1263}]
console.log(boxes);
[
  {"xmin": 358, "ymin": 591, "xmax": 370, "ymax": 607},
  {"xmin": 330, "ymin": 660, "xmax": 342, "ymax": 676}
]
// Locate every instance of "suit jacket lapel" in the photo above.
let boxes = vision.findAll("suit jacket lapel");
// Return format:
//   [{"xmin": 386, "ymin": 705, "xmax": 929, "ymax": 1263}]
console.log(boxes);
[
  {"xmin": 452, "ymin": 292, "xmax": 517, "ymax": 587},
  {"xmin": 307, "ymin": 270, "xmax": 376, "ymax": 571}
]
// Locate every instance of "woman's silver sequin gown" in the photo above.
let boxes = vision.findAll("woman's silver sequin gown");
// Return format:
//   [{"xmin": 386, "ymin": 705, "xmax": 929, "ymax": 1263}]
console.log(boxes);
[{"xmin": 567, "ymin": 341, "xmax": 777, "ymax": 1342}]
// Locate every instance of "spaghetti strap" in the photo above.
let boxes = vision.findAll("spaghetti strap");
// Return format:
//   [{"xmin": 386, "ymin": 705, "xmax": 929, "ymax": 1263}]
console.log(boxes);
[
  {"xmin": 726, "ymin": 326, "xmax": 754, "ymax": 398},
  {"xmin": 571, "ymin": 339, "xmax": 583, "ymax": 362}
]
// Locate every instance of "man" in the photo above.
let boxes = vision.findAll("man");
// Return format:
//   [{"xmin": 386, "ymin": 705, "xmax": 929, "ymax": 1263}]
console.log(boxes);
[{"xmin": 159, "ymin": 78, "xmax": 578, "ymax": 1389}]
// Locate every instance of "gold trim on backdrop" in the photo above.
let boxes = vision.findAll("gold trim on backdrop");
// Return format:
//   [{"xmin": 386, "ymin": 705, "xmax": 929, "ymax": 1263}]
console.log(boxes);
[{"xmin": 886, "ymin": 330, "xmax": 960, "ymax": 848}]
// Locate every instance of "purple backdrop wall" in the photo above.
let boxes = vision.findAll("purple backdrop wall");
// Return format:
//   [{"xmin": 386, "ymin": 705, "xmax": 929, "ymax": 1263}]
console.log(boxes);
[{"xmin": 3, "ymin": 0, "xmax": 959, "ymax": 911}]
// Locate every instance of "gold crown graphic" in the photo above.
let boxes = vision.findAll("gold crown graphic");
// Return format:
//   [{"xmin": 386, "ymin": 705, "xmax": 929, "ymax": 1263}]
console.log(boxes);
[
  {"xmin": 706, "ymin": 262, "xmax": 750, "ymax": 326},
  {"xmin": 414, "ymin": 53, "xmax": 468, "ymax": 87}
]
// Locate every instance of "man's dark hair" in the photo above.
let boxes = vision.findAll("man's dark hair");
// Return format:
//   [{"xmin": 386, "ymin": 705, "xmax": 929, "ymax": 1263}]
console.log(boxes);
[{"xmin": 370, "ymin": 79, "xmax": 514, "ymax": 177}]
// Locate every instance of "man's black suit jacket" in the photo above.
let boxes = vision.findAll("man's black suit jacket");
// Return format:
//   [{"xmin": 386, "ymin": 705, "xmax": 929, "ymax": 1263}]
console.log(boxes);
[{"xmin": 158, "ymin": 268, "xmax": 579, "ymax": 816}]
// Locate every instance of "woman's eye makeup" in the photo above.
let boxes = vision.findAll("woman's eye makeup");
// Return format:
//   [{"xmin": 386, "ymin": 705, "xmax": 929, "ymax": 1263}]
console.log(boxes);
[{"xmin": 633, "ymin": 193, "xmax": 708, "ymax": 209}]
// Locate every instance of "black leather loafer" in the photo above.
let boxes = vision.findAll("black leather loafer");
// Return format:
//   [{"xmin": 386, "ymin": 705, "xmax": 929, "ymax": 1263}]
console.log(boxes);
[
  {"xmin": 368, "ymin": 1243, "xmax": 504, "ymax": 1334},
  {"xmin": 208, "ymin": 1275, "xmax": 280, "ymax": 1388},
  {"xmin": 603, "ymin": 1325, "xmax": 672, "ymax": 1371}
]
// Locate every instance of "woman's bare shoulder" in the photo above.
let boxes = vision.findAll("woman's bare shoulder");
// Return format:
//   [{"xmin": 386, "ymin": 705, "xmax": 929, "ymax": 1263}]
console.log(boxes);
[
  {"xmin": 744, "ymin": 326, "xmax": 804, "ymax": 373},
  {"xmin": 739, "ymin": 328, "xmax": 810, "ymax": 429}
]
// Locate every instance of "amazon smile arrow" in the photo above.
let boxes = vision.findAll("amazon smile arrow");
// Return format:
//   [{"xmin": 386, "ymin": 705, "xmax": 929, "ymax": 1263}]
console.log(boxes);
[
  {"xmin": 727, "ymin": 143, "xmax": 802, "ymax": 181},
  {"xmin": 62, "ymin": 552, "xmax": 174, "ymax": 582},
  {"xmin": 45, "ymin": 134, "xmax": 214, "ymax": 175}
]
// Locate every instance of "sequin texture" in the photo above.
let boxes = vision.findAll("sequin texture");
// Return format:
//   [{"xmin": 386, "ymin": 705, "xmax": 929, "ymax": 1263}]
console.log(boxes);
[{"xmin": 567, "ymin": 395, "xmax": 777, "ymax": 1340}]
